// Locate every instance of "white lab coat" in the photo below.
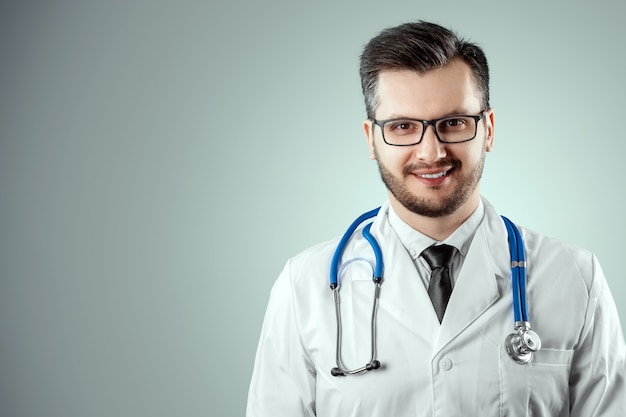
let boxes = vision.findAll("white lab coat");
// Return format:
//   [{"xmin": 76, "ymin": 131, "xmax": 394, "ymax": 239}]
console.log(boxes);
[{"xmin": 247, "ymin": 198, "xmax": 626, "ymax": 416}]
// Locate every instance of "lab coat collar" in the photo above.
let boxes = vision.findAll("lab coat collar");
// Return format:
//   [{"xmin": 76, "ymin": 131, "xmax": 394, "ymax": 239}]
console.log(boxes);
[{"xmin": 387, "ymin": 200, "xmax": 485, "ymax": 261}]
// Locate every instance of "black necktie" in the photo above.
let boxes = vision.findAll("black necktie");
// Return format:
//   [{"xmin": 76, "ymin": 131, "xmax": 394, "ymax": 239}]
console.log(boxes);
[{"xmin": 421, "ymin": 244, "xmax": 455, "ymax": 323}]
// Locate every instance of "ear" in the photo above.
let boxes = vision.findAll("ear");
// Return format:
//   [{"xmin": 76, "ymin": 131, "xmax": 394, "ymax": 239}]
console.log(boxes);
[
  {"xmin": 484, "ymin": 108, "xmax": 495, "ymax": 152},
  {"xmin": 363, "ymin": 119, "xmax": 376, "ymax": 160}
]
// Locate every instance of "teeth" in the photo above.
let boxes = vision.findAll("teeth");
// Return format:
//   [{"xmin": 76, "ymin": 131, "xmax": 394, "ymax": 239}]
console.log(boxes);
[{"xmin": 419, "ymin": 170, "xmax": 448, "ymax": 179}]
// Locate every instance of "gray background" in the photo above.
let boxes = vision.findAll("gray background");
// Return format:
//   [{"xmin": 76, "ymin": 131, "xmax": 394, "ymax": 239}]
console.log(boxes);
[{"xmin": 1, "ymin": 0, "xmax": 624, "ymax": 416}]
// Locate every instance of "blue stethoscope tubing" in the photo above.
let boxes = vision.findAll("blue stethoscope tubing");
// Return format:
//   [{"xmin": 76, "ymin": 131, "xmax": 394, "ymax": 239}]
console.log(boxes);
[
  {"xmin": 501, "ymin": 215, "xmax": 542, "ymax": 364},
  {"xmin": 329, "ymin": 208, "xmax": 542, "ymax": 376},
  {"xmin": 330, "ymin": 207, "xmax": 383, "ymax": 289},
  {"xmin": 501, "ymin": 215, "xmax": 528, "ymax": 323}
]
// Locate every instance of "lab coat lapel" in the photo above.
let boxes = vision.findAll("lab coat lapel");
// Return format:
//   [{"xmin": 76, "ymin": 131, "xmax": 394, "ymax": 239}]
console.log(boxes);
[
  {"xmin": 435, "ymin": 200, "xmax": 511, "ymax": 353},
  {"xmin": 369, "ymin": 203, "xmax": 441, "ymax": 339}
]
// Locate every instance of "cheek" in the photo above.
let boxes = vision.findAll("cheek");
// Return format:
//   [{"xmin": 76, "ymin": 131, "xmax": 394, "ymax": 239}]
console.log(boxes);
[
  {"xmin": 454, "ymin": 144, "xmax": 484, "ymax": 166},
  {"xmin": 377, "ymin": 148, "xmax": 412, "ymax": 172}
]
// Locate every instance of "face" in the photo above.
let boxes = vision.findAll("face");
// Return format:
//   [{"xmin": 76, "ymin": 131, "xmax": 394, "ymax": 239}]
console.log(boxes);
[{"xmin": 364, "ymin": 59, "xmax": 495, "ymax": 219}]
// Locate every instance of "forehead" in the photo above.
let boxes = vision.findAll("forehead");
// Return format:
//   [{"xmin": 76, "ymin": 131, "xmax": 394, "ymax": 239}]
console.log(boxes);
[{"xmin": 374, "ymin": 59, "xmax": 481, "ymax": 119}]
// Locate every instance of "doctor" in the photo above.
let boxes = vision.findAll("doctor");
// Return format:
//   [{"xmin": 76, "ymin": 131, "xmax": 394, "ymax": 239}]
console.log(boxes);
[{"xmin": 246, "ymin": 21, "xmax": 626, "ymax": 416}]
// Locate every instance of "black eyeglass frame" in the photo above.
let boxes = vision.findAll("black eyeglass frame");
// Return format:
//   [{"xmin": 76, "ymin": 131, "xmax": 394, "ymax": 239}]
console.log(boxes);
[{"xmin": 371, "ymin": 109, "xmax": 488, "ymax": 146}]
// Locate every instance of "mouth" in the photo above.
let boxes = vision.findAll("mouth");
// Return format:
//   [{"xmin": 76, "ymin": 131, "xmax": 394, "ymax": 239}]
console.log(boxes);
[
  {"xmin": 410, "ymin": 167, "xmax": 455, "ymax": 186},
  {"xmin": 417, "ymin": 170, "xmax": 450, "ymax": 179}
]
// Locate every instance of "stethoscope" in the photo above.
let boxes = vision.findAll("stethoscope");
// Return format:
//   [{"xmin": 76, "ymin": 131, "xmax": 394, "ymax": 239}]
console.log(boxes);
[{"xmin": 329, "ymin": 208, "xmax": 542, "ymax": 377}]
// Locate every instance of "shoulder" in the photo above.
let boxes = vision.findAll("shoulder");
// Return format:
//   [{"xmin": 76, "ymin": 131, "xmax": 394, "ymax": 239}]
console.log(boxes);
[
  {"xmin": 518, "ymin": 225, "xmax": 598, "ymax": 291},
  {"xmin": 270, "ymin": 236, "xmax": 342, "ymax": 298},
  {"xmin": 481, "ymin": 197, "xmax": 598, "ymax": 291},
  {"xmin": 288, "ymin": 237, "xmax": 341, "ymax": 281}
]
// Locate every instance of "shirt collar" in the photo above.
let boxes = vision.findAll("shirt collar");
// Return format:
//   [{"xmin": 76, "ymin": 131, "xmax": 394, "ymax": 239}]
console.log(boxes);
[{"xmin": 388, "ymin": 200, "xmax": 485, "ymax": 260}]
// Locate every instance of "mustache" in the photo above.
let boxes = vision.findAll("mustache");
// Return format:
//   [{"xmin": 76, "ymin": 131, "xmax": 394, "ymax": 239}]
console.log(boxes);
[{"xmin": 402, "ymin": 159, "xmax": 461, "ymax": 176}]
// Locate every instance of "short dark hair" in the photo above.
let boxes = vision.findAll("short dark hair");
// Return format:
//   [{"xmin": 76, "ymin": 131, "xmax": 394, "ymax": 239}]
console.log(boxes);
[{"xmin": 359, "ymin": 21, "xmax": 490, "ymax": 119}]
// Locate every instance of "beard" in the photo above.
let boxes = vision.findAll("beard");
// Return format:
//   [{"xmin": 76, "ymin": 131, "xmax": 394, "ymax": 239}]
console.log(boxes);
[{"xmin": 374, "ymin": 145, "xmax": 486, "ymax": 218}]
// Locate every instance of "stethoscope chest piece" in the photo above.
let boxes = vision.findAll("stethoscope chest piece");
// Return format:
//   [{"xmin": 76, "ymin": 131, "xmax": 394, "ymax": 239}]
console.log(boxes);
[{"xmin": 505, "ymin": 321, "xmax": 542, "ymax": 365}]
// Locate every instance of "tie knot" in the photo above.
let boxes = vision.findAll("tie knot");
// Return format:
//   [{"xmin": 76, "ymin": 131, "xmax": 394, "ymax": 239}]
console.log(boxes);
[{"xmin": 421, "ymin": 244, "xmax": 456, "ymax": 269}]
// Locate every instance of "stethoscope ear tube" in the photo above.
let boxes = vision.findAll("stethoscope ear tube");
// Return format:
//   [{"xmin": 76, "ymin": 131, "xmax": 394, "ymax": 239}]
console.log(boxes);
[{"xmin": 331, "ymin": 282, "xmax": 382, "ymax": 376}]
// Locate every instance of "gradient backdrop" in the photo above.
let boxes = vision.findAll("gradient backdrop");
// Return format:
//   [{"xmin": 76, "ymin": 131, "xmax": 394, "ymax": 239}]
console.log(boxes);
[{"xmin": 1, "ymin": 1, "xmax": 624, "ymax": 416}]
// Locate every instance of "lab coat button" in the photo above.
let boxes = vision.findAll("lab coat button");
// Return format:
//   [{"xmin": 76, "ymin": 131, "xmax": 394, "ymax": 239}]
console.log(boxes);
[{"xmin": 440, "ymin": 358, "xmax": 453, "ymax": 371}]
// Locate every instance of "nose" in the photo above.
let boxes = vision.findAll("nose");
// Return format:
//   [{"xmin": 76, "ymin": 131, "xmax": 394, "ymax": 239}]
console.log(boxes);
[{"xmin": 415, "ymin": 125, "xmax": 446, "ymax": 163}]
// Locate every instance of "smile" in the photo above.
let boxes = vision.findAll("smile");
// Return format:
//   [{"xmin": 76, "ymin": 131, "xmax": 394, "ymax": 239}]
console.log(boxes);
[{"xmin": 417, "ymin": 170, "xmax": 449, "ymax": 179}]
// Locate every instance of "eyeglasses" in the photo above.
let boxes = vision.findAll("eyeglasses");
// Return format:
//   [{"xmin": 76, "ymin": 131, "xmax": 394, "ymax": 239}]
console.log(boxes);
[{"xmin": 371, "ymin": 110, "xmax": 487, "ymax": 146}]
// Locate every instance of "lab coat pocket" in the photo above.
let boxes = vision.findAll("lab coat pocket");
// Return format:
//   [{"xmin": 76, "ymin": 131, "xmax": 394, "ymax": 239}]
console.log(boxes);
[
  {"xmin": 528, "ymin": 348, "xmax": 574, "ymax": 416},
  {"xmin": 500, "ymin": 348, "xmax": 573, "ymax": 416}
]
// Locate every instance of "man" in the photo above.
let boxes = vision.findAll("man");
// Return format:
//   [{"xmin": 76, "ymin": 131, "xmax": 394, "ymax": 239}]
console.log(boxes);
[{"xmin": 246, "ymin": 21, "xmax": 626, "ymax": 416}]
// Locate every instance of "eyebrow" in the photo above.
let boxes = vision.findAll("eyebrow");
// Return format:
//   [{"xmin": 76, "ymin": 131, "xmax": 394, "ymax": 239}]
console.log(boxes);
[{"xmin": 383, "ymin": 109, "xmax": 474, "ymax": 120}]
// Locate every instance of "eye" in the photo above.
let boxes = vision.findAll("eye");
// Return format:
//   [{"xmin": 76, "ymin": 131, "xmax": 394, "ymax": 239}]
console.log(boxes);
[
  {"xmin": 438, "ymin": 117, "xmax": 471, "ymax": 133},
  {"xmin": 446, "ymin": 118, "xmax": 468, "ymax": 127},
  {"xmin": 386, "ymin": 120, "xmax": 421, "ymax": 136}
]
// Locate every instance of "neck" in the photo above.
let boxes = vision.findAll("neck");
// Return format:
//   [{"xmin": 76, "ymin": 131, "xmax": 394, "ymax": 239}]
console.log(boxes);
[{"xmin": 389, "ymin": 194, "xmax": 480, "ymax": 241}]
